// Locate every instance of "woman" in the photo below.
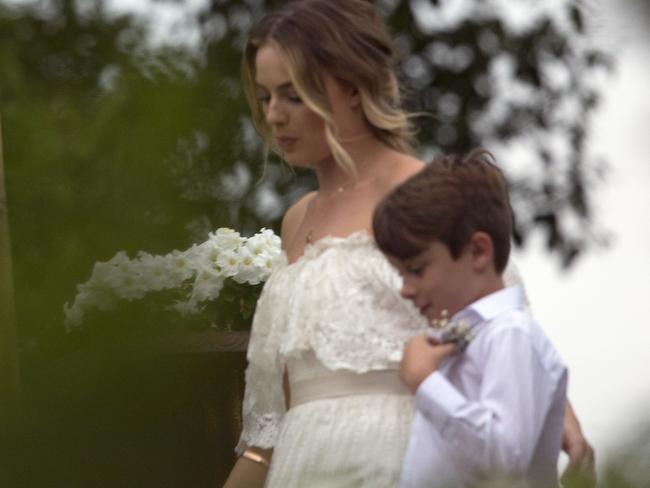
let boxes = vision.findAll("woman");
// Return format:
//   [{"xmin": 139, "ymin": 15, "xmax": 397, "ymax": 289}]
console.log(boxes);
[{"xmin": 225, "ymin": 1, "xmax": 593, "ymax": 487}]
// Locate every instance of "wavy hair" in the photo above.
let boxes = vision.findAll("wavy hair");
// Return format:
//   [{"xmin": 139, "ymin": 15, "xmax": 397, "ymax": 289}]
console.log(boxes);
[{"xmin": 242, "ymin": 0, "xmax": 416, "ymax": 177}]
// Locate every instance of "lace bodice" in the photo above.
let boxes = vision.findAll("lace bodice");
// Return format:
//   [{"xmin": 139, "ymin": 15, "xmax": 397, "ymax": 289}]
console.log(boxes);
[
  {"xmin": 236, "ymin": 231, "xmax": 426, "ymax": 453},
  {"xmin": 236, "ymin": 230, "xmax": 525, "ymax": 453}
]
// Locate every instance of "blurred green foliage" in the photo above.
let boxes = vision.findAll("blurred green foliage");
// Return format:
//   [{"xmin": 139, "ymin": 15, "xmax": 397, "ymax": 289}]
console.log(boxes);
[
  {"xmin": 0, "ymin": 2, "xmax": 275, "ymax": 485},
  {"xmin": 2, "ymin": 3, "xmax": 248, "ymax": 346},
  {"xmin": 592, "ymin": 423, "xmax": 650, "ymax": 488}
]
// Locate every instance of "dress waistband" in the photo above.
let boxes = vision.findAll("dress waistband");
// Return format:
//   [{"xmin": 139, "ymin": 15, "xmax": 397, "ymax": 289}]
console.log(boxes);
[{"xmin": 289, "ymin": 369, "xmax": 410, "ymax": 409}]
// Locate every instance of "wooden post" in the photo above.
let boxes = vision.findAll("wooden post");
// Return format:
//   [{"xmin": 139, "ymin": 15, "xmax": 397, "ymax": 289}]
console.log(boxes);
[{"xmin": 0, "ymin": 114, "xmax": 21, "ymax": 446}]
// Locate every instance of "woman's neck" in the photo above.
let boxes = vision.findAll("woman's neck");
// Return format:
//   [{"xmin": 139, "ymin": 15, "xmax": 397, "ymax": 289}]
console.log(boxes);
[{"xmin": 312, "ymin": 135, "xmax": 390, "ymax": 197}]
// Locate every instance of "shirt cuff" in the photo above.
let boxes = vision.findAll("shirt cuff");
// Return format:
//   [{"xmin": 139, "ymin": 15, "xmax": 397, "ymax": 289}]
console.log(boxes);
[{"xmin": 415, "ymin": 371, "xmax": 468, "ymax": 438}]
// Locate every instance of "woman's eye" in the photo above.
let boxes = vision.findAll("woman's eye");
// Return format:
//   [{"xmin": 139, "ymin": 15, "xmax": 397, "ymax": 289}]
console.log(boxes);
[
  {"xmin": 257, "ymin": 95, "xmax": 270, "ymax": 105},
  {"xmin": 287, "ymin": 94, "xmax": 302, "ymax": 104}
]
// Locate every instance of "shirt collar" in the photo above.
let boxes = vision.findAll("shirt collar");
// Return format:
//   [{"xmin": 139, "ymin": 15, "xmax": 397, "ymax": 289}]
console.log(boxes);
[{"xmin": 452, "ymin": 285, "xmax": 526, "ymax": 325}]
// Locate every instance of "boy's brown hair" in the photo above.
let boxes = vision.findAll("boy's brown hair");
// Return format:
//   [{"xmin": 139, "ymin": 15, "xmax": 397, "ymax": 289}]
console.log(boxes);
[{"xmin": 373, "ymin": 149, "xmax": 513, "ymax": 273}]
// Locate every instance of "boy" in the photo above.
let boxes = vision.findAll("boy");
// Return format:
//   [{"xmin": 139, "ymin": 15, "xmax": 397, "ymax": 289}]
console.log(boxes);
[{"xmin": 373, "ymin": 150, "xmax": 567, "ymax": 488}]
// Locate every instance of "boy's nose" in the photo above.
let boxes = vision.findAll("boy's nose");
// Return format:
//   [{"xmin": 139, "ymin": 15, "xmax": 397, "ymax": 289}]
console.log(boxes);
[{"xmin": 400, "ymin": 282, "xmax": 416, "ymax": 300}]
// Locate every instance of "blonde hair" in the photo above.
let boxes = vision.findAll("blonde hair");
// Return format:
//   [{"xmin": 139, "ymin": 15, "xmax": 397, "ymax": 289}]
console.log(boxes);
[{"xmin": 242, "ymin": 0, "xmax": 416, "ymax": 177}]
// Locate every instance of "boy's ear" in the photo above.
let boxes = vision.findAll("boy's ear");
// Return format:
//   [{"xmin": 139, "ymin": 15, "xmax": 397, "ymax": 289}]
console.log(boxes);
[{"xmin": 469, "ymin": 231, "xmax": 494, "ymax": 272}]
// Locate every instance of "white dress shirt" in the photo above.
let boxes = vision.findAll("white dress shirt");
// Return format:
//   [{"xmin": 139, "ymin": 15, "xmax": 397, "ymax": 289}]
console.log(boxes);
[{"xmin": 399, "ymin": 285, "xmax": 567, "ymax": 488}]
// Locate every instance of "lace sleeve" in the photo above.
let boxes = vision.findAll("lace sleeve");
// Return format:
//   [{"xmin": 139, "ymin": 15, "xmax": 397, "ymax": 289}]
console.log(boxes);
[{"xmin": 234, "ymin": 275, "xmax": 287, "ymax": 454}]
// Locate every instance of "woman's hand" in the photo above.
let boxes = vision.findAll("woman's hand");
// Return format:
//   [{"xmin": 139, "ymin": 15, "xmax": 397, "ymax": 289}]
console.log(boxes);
[{"xmin": 561, "ymin": 401, "xmax": 596, "ymax": 488}]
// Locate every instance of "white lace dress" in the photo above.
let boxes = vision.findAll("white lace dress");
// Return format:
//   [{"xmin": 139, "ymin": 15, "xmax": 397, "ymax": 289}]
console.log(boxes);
[{"xmin": 235, "ymin": 231, "xmax": 524, "ymax": 487}]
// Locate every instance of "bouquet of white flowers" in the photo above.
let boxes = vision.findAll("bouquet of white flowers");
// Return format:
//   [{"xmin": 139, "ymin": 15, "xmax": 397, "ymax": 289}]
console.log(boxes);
[{"xmin": 64, "ymin": 228, "xmax": 281, "ymax": 331}]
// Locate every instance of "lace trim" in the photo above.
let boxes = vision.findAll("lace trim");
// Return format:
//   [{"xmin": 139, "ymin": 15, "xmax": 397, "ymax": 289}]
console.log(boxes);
[
  {"xmin": 278, "ymin": 229, "xmax": 373, "ymax": 267},
  {"xmin": 273, "ymin": 231, "xmax": 426, "ymax": 370}
]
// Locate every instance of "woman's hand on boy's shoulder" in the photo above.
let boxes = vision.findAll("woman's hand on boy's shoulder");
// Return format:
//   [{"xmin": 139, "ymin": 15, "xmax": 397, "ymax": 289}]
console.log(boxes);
[{"xmin": 400, "ymin": 335, "xmax": 455, "ymax": 393}]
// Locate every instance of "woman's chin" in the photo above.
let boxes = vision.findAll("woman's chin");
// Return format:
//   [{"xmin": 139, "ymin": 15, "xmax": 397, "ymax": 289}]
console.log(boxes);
[
  {"xmin": 280, "ymin": 149, "xmax": 332, "ymax": 168},
  {"xmin": 282, "ymin": 154, "xmax": 313, "ymax": 168}
]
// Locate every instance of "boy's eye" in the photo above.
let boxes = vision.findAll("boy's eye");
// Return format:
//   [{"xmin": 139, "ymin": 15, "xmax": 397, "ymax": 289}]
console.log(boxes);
[{"xmin": 406, "ymin": 265, "xmax": 424, "ymax": 276}]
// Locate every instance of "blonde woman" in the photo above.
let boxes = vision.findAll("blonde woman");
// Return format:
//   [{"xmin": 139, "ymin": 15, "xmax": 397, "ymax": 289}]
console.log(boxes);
[{"xmin": 224, "ymin": 1, "xmax": 594, "ymax": 487}]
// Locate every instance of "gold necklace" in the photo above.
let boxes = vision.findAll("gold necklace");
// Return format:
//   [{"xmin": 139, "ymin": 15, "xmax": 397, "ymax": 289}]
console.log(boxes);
[
  {"xmin": 304, "ymin": 186, "xmax": 346, "ymax": 245},
  {"xmin": 304, "ymin": 172, "xmax": 375, "ymax": 245},
  {"xmin": 328, "ymin": 175, "xmax": 370, "ymax": 198}
]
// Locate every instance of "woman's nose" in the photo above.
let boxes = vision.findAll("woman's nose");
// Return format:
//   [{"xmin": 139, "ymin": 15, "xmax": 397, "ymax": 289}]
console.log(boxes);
[{"xmin": 265, "ymin": 97, "xmax": 286, "ymax": 126}]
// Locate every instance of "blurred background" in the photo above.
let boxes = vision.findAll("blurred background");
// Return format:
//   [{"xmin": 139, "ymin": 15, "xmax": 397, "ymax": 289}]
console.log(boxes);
[
  {"xmin": 0, "ymin": 0, "xmax": 648, "ymax": 486},
  {"xmin": 514, "ymin": 0, "xmax": 650, "ymax": 485}
]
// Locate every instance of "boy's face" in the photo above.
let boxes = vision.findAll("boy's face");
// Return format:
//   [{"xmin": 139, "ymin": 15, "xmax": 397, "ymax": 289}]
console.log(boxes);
[{"xmin": 388, "ymin": 240, "xmax": 476, "ymax": 323}]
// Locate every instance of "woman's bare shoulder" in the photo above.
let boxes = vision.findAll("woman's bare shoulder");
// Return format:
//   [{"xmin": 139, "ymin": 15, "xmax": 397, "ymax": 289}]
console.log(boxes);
[
  {"xmin": 280, "ymin": 190, "xmax": 317, "ymax": 243},
  {"xmin": 379, "ymin": 152, "xmax": 426, "ymax": 191}
]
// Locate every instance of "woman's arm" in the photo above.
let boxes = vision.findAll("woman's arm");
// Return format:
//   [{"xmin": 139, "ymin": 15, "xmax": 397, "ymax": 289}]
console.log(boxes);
[
  {"xmin": 561, "ymin": 400, "xmax": 596, "ymax": 487},
  {"xmin": 222, "ymin": 368, "xmax": 291, "ymax": 488},
  {"xmin": 224, "ymin": 201, "xmax": 300, "ymax": 488},
  {"xmin": 224, "ymin": 369, "xmax": 290, "ymax": 487},
  {"xmin": 223, "ymin": 447, "xmax": 273, "ymax": 488}
]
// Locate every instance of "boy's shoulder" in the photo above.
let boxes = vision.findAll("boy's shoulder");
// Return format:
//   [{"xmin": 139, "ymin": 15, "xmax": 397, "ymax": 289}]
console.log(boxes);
[
  {"xmin": 481, "ymin": 305, "xmax": 535, "ymax": 334},
  {"xmin": 475, "ymin": 306, "xmax": 565, "ymax": 380},
  {"xmin": 464, "ymin": 285, "xmax": 534, "ymax": 338},
  {"xmin": 472, "ymin": 305, "xmax": 535, "ymax": 351}
]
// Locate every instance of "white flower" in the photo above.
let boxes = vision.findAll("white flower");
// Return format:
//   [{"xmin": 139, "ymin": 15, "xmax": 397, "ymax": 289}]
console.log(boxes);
[
  {"xmin": 137, "ymin": 252, "xmax": 178, "ymax": 291},
  {"xmin": 233, "ymin": 246, "xmax": 263, "ymax": 285},
  {"xmin": 429, "ymin": 310, "xmax": 476, "ymax": 354},
  {"xmin": 252, "ymin": 228, "xmax": 282, "ymax": 256},
  {"xmin": 216, "ymin": 249, "xmax": 241, "ymax": 278},
  {"xmin": 87, "ymin": 252, "xmax": 149, "ymax": 301},
  {"xmin": 64, "ymin": 227, "xmax": 281, "ymax": 328},
  {"xmin": 166, "ymin": 249, "xmax": 195, "ymax": 282},
  {"xmin": 208, "ymin": 227, "xmax": 243, "ymax": 252},
  {"xmin": 190, "ymin": 265, "xmax": 225, "ymax": 302}
]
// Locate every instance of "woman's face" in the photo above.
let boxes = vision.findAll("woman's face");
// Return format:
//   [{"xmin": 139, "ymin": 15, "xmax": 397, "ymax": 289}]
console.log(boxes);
[{"xmin": 254, "ymin": 44, "xmax": 352, "ymax": 167}]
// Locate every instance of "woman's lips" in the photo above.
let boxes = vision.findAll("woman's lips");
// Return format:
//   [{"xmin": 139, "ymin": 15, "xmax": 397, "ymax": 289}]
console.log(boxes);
[{"xmin": 276, "ymin": 137, "xmax": 297, "ymax": 151}]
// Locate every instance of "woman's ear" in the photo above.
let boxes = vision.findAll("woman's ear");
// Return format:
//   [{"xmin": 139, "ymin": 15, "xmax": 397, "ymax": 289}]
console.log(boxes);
[
  {"xmin": 323, "ymin": 73, "xmax": 360, "ymax": 109},
  {"xmin": 349, "ymin": 86, "xmax": 361, "ymax": 109},
  {"xmin": 469, "ymin": 231, "xmax": 494, "ymax": 273}
]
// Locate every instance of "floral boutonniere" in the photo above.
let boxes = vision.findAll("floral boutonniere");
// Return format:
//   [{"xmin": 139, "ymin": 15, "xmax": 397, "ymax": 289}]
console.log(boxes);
[{"xmin": 427, "ymin": 310, "xmax": 477, "ymax": 354}]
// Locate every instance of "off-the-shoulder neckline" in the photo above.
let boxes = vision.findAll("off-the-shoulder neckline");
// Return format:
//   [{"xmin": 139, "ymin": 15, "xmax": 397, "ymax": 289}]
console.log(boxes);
[{"xmin": 281, "ymin": 229, "xmax": 374, "ymax": 267}]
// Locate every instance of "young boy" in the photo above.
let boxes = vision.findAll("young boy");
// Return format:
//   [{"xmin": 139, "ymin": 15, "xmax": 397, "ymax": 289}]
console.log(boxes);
[{"xmin": 373, "ymin": 150, "xmax": 568, "ymax": 488}]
